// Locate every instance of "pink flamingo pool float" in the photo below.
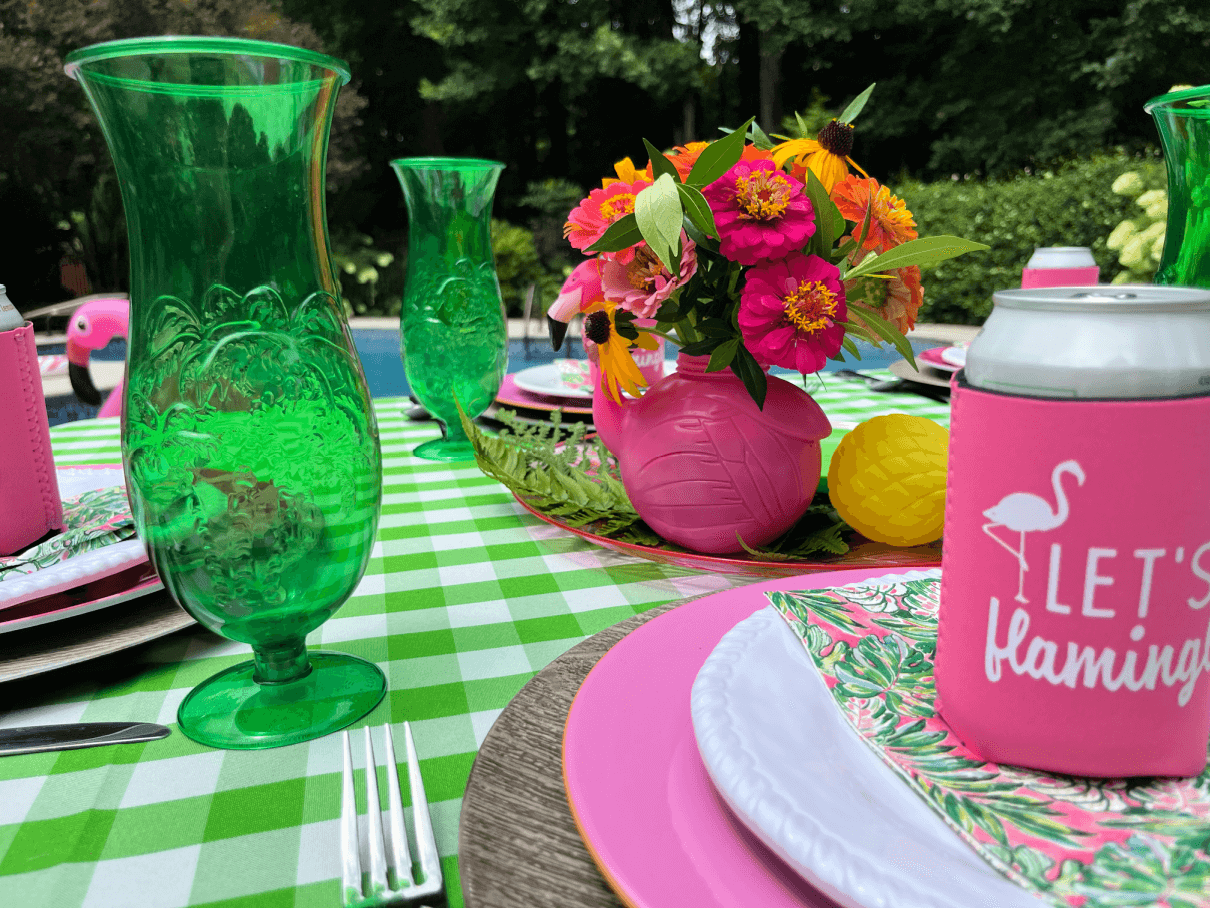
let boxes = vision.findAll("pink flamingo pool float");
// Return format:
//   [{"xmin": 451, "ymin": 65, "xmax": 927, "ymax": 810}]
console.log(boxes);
[{"xmin": 67, "ymin": 296, "xmax": 128, "ymax": 418}]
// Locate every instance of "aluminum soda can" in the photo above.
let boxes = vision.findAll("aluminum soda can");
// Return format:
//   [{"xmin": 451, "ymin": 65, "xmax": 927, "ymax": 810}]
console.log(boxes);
[
  {"xmin": 1020, "ymin": 246, "xmax": 1099, "ymax": 289},
  {"xmin": 964, "ymin": 286, "xmax": 1210, "ymax": 398}
]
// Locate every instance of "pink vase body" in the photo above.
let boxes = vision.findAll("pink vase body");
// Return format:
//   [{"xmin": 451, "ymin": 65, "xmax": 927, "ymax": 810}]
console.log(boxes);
[{"xmin": 593, "ymin": 353, "xmax": 831, "ymax": 555}]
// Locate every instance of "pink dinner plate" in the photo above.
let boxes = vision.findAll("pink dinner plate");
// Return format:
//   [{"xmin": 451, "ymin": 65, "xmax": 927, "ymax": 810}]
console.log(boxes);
[
  {"xmin": 514, "ymin": 494, "xmax": 943, "ymax": 578},
  {"xmin": 917, "ymin": 346, "xmax": 962, "ymax": 373},
  {"xmin": 563, "ymin": 568, "xmax": 898, "ymax": 908},
  {"xmin": 496, "ymin": 373, "xmax": 593, "ymax": 415}
]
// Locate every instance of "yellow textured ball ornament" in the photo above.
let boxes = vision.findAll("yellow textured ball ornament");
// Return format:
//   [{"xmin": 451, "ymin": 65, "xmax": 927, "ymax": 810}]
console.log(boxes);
[{"xmin": 827, "ymin": 414, "xmax": 949, "ymax": 546}]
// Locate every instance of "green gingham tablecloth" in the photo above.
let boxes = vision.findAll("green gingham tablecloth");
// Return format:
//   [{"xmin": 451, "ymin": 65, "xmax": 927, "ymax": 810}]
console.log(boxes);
[{"xmin": 0, "ymin": 375, "xmax": 950, "ymax": 908}]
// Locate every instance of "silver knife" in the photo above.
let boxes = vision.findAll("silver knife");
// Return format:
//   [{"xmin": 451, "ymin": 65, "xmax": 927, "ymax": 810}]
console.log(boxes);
[{"xmin": 0, "ymin": 722, "xmax": 170, "ymax": 756}]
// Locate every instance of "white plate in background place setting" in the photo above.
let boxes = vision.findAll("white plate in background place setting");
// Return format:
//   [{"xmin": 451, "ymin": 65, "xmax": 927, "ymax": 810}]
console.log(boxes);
[
  {"xmin": 513, "ymin": 362, "xmax": 595, "ymax": 399},
  {"xmin": 941, "ymin": 345, "xmax": 968, "ymax": 368},
  {"xmin": 690, "ymin": 570, "xmax": 1040, "ymax": 908}
]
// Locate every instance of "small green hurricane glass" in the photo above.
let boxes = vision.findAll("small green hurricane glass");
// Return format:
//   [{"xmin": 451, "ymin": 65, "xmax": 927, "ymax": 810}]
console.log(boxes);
[
  {"xmin": 392, "ymin": 158, "xmax": 509, "ymax": 461},
  {"xmin": 66, "ymin": 37, "xmax": 385, "ymax": 749}
]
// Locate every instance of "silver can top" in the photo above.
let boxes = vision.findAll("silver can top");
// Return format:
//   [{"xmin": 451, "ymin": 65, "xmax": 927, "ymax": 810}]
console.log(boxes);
[
  {"xmin": 1025, "ymin": 246, "xmax": 1096, "ymax": 269},
  {"xmin": 992, "ymin": 285, "xmax": 1210, "ymax": 314}
]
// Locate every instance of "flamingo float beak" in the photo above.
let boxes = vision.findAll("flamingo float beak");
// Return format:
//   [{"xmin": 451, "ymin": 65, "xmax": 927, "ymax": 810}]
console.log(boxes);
[{"xmin": 69, "ymin": 362, "xmax": 102, "ymax": 406}]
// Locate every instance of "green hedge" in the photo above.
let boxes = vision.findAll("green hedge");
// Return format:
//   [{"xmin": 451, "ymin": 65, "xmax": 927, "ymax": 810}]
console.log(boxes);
[{"xmin": 895, "ymin": 152, "xmax": 1166, "ymax": 325}]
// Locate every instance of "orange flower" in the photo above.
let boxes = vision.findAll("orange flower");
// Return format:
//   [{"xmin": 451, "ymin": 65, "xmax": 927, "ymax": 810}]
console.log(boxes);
[
  {"xmin": 845, "ymin": 264, "xmax": 924, "ymax": 335},
  {"xmin": 641, "ymin": 141, "xmax": 711, "ymax": 181},
  {"xmin": 603, "ymin": 157, "xmax": 645, "ymax": 188},
  {"xmin": 740, "ymin": 144, "xmax": 775, "ymax": 164},
  {"xmin": 831, "ymin": 176, "xmax": 917, "ymax": 253}
]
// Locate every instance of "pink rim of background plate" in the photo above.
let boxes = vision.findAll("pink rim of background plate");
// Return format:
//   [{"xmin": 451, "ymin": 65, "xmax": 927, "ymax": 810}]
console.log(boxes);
[
  {"xmin": 514, "ymin": 494, "xmax": 943, "ymax": 578},
  {"xmin": 916, "ymin": 347, "xmax": 962, "ymax": 373},
  {"xmin": 496, "ymin": 374, "xmax": 594, "ymax": 415},
  {"xmin": 563, "ymin": 568, "xmax": 900, "ymax": 908}
]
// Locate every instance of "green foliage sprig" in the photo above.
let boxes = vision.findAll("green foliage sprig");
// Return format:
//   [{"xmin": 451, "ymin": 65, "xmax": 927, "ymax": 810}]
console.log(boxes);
[{"xmin": 459, "ymin": 405, "xmax": 859, "ymax": 559}]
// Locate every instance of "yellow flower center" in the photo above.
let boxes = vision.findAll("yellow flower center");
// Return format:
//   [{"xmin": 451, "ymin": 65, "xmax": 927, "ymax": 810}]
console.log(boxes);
[
  {"xmin": 627, "ymin": 245, "xmax": 665, "ymax": 292},
  {"xmin": 784, "ymin": 280, "xmax": 839, "ymax": 335},
  {"xmin": 734, "ymin": 170, "xmax": 793, "ymax": 220},
  {"xmin": 600, "ymin": 193, "xmax": 637, "ymax": 222}
]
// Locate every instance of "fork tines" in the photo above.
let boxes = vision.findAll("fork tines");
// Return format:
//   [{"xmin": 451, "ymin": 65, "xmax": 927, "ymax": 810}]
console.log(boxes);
[{"xmin": 341, "ymin": 722, "xmax": 443, "ymax": 906}]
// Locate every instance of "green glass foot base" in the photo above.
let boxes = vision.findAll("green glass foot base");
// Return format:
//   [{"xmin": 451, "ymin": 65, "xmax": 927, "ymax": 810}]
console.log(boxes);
[
  {"xmin": 413, "ymin": 437, "xmax": 476, "ymax": 461},
  {"xmin": 177, "ymin": 652, "xmax": 386, "ymax": 750}
]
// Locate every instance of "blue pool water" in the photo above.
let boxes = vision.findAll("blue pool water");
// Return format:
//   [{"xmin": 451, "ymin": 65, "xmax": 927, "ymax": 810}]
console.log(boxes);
[{"xmin": 44, "ymin": 328, "xmax": 934, "ymax": 425}]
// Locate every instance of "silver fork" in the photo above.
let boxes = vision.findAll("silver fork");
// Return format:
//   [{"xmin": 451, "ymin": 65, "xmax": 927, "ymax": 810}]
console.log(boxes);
[{"xmin": 340, "ymin": 723, "xmax": 443, "ymax": 907}]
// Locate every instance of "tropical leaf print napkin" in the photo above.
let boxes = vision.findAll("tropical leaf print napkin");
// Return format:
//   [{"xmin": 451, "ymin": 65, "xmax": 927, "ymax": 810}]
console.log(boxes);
[
  {"xmin": 0, "ymin": 486, "xmax": 135, "ymax": 579},
  {"xmin": 770, "ymin": 574, "xmax": 1210, "ymax": 908}
]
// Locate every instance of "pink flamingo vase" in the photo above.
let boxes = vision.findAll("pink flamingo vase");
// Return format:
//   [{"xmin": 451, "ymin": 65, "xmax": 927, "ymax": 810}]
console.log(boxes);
[
  {"xmin": 593, "ymin": 352, "xmax": 831, "ymax": 555},
  {"xmin": 67, "ymin": 296, "xmax": 129, "ymax": 419}
]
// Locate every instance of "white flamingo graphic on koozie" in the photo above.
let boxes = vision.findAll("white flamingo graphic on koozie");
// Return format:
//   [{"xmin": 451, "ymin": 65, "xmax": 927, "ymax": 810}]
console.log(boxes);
[{"xmin": 982, "ymin": 459, "xmax": 1086, "ymax": 604}]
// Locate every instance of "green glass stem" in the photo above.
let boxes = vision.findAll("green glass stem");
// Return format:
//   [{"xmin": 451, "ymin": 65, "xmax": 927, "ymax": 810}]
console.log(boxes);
[
  {"xmin": 66, "ymin": 37, "xmax": 385, "ymax": 750},
  {"xmin": 253, "ymin": 638, "xmax": 311, "ymax": 684},
  {"xmin": 391, "ymin": 157, "xmax": 509, "ymax": 462},
  {"xmin": 1147, "ymin": 85, "xmax": 1210, "ymax": 288}
]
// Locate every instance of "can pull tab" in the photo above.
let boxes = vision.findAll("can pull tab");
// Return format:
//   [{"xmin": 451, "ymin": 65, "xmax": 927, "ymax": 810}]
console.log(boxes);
[
  {"xmin": 0, "ymin": 284, "xmax": 23, "ymax": 332},
  {"xmin": 1069, "ymin": 291, "xmax": 1140, "ymax": 301}
]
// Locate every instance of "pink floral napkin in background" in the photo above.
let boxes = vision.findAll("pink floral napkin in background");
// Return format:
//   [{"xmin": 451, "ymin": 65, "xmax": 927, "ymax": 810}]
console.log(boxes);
[
  {"xmin": 770, "ymin": 574, "xmax": 1210, "ymax": 908},
  {"xmin": 0, "ymin": 486, "xmax": 134, "ymax": 580}
]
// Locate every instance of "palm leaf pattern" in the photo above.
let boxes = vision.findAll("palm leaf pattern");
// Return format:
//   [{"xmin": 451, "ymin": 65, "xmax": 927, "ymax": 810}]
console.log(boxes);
[
  {"xmin": 0, "ymin": 486, "xmax": 134, "ymax": 578},
  {"xmin": 770, "ymin": 577, "xmax": 1210, "ymax": 907}
]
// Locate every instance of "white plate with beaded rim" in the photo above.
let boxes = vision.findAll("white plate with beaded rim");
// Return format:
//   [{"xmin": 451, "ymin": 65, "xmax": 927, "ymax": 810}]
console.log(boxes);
[{"xmin": 690, "ymin": 569, "xmax": 1041, "ymax": 908}]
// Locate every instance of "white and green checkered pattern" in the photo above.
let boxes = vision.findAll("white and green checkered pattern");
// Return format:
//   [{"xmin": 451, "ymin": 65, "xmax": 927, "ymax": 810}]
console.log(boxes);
[{"xmin": 0, "ymin": 378, "xmax": 950, "ymax": 908}]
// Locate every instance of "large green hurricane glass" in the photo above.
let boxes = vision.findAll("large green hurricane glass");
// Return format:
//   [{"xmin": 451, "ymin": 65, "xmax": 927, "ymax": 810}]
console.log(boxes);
[
  {"xmin": 391, "ymin": 158, "xmax": 508, "ymax": 462},
  {"xmin": 1147, "ymin": 85, "xmax": 1210, "ymax": 288},
  {"xmin": 66, "ymin": 37, "xmax": 385, "ymax": 750}
]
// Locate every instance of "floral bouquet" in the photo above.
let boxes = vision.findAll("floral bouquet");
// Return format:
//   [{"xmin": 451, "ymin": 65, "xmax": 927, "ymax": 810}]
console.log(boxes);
[{"xmin": 549, "ymin": 85, "xmax": 987, "ymax": 406}]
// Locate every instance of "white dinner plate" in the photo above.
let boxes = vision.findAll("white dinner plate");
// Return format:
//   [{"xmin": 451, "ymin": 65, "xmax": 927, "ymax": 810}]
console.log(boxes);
[
  {"xmin": 512, "ymin": 362, "xmax": 595, "ymax": 399},
  {"xmin": 690, "ymin": 570, "xmax": 1040, "ymax": 908},
  {"xmin": 513, "ymin": 360, "xmax": 677, "ymax": 400},
  {"xmin": 941, "ymin": 345, "xmax": 967, "ymax": 368}
]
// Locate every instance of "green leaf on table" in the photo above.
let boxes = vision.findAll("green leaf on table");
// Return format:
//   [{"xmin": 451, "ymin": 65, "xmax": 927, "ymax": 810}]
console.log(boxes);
[
  {"xmin": 677, "ymin": 183, "xmax": 718, "ymax": 239},
  {"xmin": 457, "ymin": 404, "xmax": 644, "ymax": 535},
  {"xmin": 635, "ymin": 173, "xmax": 683, "ymax": 273},
  {"xmin": 739, "ymin": 497, "xmax": 851, "ymax": 559},
  {"xmin": 688, "ymin": 117, "xmax": 753, "ymax": 187},
  {"xmin": 643, "ymin": 138, "xmax": 681, "ymax": 184},
  {"xmin": 844, "ymin": 236, "xmax": 990, "ymax": 279},
  {"xmin": 838, "ymin": 83, "xmax": 876, "ymax": 125},
  {"xmin": 586, "ymin": 213, "xmax": 642, "ymax": 253}
]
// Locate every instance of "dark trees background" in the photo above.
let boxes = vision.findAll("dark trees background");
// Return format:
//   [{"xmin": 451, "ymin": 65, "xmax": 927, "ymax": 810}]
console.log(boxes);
[{"xmin": 2, "ymin": 0, "xmax": 1209, "ymax": 304}]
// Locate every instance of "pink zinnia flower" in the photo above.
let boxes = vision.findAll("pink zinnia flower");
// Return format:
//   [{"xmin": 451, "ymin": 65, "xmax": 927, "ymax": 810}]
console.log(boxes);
[
  {"xmin": 601, "ymin": 236, "xmax": 697, "ymax": 319},
  {"xmin": 703, "ymin": 160, "xmax": 815, "ymax": 265},
  {"xmin": 564, "ymin": 179, "xmax": 651, "ymax": 264},
  {"xmin": 738, "ymin": 252, "xmax": 846, "ymax": 373}
]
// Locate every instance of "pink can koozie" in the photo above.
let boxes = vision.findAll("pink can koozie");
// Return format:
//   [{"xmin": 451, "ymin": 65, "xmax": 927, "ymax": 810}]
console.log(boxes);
[
  {"xmin": 1020, "ymin": 246, "xmax": 1099, "ymax": 289},
  {"xmin": 938, "ymin": 376, "xmax": 1210, "ymax": 777},
  {"xmin": 0, "ymin": 322, "xmax": 64, "ymax": 555}
]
